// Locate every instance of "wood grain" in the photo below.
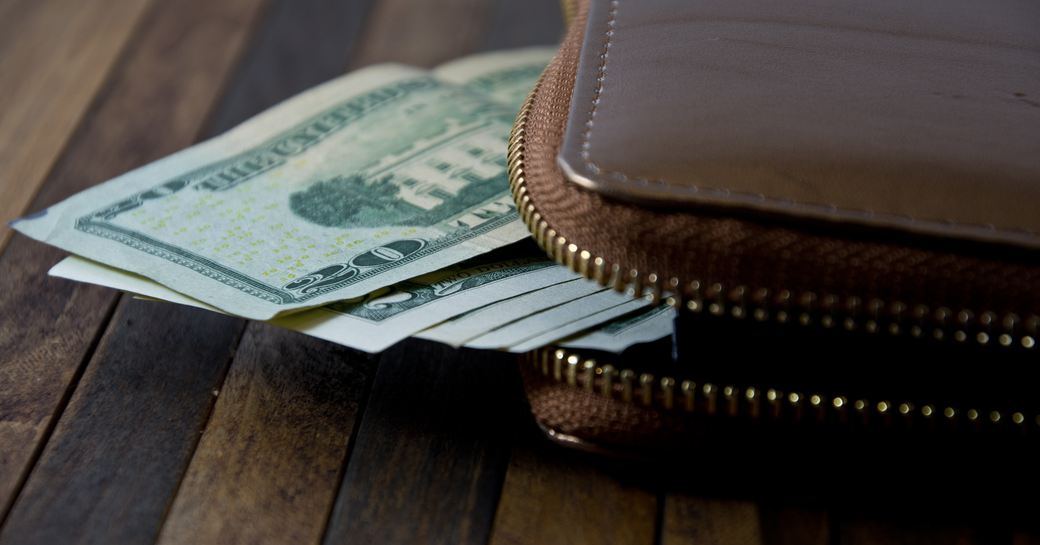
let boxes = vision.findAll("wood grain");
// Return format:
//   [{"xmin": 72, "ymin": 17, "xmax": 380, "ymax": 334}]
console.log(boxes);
[
  {"xmin": 5, "ymin": 0, "xmax": 1018, "ymax": 543},
  {"xmin": 201, "ymin": 0, "xmax": 377, "ymax": 137},
  {"xmin": 659, "ymin": 496, "xmax": 830, "ymax": 545},
  {"xmin": 0, "ymin": 0, "xmax": 152, "ymax": 251},
  {"xmin": 487, "ymin": 443, "xmax": 658, "ymax": 545},
  {"xmin": 147, "ymin": 2, "xmax": 378, "ymax": 543},
  {"xmin": 155, "ymin": 325, "xmax": 376, "ymax": 545},
  {"xmin": 322, "ymin": 341, "xmax": 522, "ymax": 545},
  {"xmin": 659, "ymin": 495, "xmax": 763, "ymax": 545},
  {"xmin": 0, "ymin": 232, "xmax": 116, "ymax": 523},
  {"xmin": 758, "ymin": 505, "xmax": 830, "ymax": 545},
  {"xmin": 351, "ymin": 0, "xmax": 492, "ymax": 68},
  {"xmin": 838, "ymin": 516, "xmax": 983, "ymax": 545},
  {"xmin": 320, "ymin": 3, "xmax": 560, "ymax": 541},
  {"xmin": 0, "ymin": 300, "xmax": 245, "ymax": 545},
  {"xmin": 0, "ymin": 0, "xmax": 265, "ymax": 525}
]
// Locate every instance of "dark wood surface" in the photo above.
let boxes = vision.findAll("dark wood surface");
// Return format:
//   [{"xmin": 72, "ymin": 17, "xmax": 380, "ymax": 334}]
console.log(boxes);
[{"xmin": 0, "ymin": 1, "xmax": 1036, "ymax": 543}]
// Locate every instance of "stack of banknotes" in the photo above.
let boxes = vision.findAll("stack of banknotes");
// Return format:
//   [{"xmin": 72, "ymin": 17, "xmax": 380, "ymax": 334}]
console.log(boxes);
[{"xmin": 13, "ymin": 47, "xmax": 673, "ymax": 354}]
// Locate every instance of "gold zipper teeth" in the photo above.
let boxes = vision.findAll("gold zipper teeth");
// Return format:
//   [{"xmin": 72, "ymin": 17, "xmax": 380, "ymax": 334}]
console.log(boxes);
[
  {"xmin": 529, "ymin": 348, "xmax": 1038, "ymax": 431},
  {"xmin": 508, "ymin": 79, "xmax": 1039, "ymax": 350}
]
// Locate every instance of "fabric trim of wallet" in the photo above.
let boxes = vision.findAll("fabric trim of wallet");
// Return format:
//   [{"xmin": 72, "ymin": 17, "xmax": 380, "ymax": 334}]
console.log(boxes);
[
  {"xmin": 522, "ymin": 0, "xmax": 1040, "ymax": 320},
  {"xmin": 521, "ymin": 362, "xmax": 698, "ymax": 452}
]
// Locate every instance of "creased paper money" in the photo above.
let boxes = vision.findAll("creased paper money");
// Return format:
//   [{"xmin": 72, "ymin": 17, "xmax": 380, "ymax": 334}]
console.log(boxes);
[
  {"xmin": 415, "ymin": 278, "xmax": 602, "ymax": 347},
  {"xmin": 465, "ymin": 289, "xmax": 649, "ymax": 350},
  {"xmin": 51, "ymin": 242, "xmax": 578, "ymax": 353},
  {"xmin": 16, "ymin": 48, "xmax": 554, "ymax": 320},
  {"xmin": 36, "ymin": 47, "xmax": 667, "ymax": 355},
  {"xmin": 559, "ymin": 305, "xmax": 674, "ymax": 353}
]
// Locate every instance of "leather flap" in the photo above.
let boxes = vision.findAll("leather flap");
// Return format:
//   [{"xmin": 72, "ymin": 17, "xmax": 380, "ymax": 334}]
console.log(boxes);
[{"xmin": 558, "ymin": 0, "xmax": 1040, "ymax": 248}]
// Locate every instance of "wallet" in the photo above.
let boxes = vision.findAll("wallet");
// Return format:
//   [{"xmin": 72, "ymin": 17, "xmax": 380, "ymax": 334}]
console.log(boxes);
[{"xmin": 510, "ymin": 0, "xmax": 1040, "ymax": 457}]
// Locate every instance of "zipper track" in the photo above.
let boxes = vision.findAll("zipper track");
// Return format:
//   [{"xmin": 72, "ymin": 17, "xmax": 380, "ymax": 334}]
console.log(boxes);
[
  {"xmin": 507, "ymin": 79, "xmax": 1039, "ymax": 351},
  {"xmin": 527, "ymin": 347, "xmax": 1039, "ymax": 432}
]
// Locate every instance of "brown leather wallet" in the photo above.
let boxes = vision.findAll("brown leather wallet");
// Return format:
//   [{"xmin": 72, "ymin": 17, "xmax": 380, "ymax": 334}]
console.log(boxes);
[{"xmin": 511, "ymin": 0, "xmax": 1040, "ymax": 457}]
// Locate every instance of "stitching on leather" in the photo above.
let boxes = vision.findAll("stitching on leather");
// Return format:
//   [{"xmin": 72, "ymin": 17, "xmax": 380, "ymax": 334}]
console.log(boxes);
[
  {"xmin": 578, "ymin": 0, "xmax": 619, "ymax": 178},
  {"xmin": 577, "ymin": 0, "xmax": 1038, "ymax": 240}
]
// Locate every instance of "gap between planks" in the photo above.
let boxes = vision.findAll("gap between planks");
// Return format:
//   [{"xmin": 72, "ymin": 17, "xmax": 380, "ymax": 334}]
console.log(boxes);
[{"xmin": 0, "ymin": 0, "xmax": 269, "ymax": 541}]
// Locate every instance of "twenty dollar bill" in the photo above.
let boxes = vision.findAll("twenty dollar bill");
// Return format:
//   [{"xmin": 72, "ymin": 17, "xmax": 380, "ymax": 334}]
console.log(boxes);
[
  {"xmin": 14, "ymin": 48, "xmax": 554, "ymax": 320},
  {"xmin": 50, "ymin": 242, "xmax": 581, "ymax": 353}
]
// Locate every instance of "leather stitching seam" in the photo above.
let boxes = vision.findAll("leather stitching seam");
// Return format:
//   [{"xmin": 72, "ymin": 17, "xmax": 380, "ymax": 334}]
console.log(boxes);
[{"xmin": 577, "ymin": 0, "xmax": 1038, "ymax": 240}]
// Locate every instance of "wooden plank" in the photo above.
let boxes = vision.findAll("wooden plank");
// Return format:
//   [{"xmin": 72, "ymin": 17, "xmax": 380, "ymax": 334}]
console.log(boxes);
[
  {"xmin": 322, "ymin": 341, "xmax": 523, "ymax": 545},
  {"xmin": 350, "ymin": 0, "xmax": 493, "ymax": 69},
  {"xmin": 487, "ymin": 442, "xmax": 657, "ymax": 545},
  {"xmin": 464, "ymin": 5, "xmax": 593, "ymax": 544},
  {"xmin": 201, "ymin": 0, "xmax": 377, "ymax": 137},
  {"xmin": 0, "ymin": 301, "xmax": 245, "ymax": 545},
  {"xmin": 0, "ymin": 0, "xmax": 152, "ymax": 251},
  {"xmin": 0, "ymin": 0, "xmax": 267, "ymax": 536},
  {"xmin": 320, "ymin": 3, "xmax": 543, "ymax": 542},
  {"xmin": 659, "ymin": 495, "xmax": 763, "ymax": 545},
  {"xmin": 0, "ymin": 233, "xmax": 116, "ymax": 523},
  {"xmin": 758, "ymin": 505, "xmax": 830, "ymax": 545},
  {"xmin": 482, "ymin": 6, "xmax": 659, "ymax": 532},
  {"xmin": 155, "ymin": 325, "xmax": 376, "ymax": 545},
  {"xmin": 660, "ymin": 488, "xmax": 830, "ymax": 545},
  {"xmin": 483, "ymin": 0, "xmax": 564, "ymax": 51},
  {"xmin": 146, "ymin": 2, "xmax": 378, "ymax": 543},
  {"xmin": 838, "ymin": 516, "xmax": 983, "ymax": 545}
]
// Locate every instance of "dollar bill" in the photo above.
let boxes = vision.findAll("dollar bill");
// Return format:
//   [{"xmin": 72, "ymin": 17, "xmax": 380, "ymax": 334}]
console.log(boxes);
[
  {"xmin": 50, "ymin": 256, "xmax": 220, "ymax": 311},
  {"xmin": 14, "ymin": 49, "xmax": 553, "ymax": 320},
  {"xmin": 415, "ymin": 277, "xmax": 604, "ymax": 346},
  {"xmin": 465, "ymin": 289, "xmax": 650, "ymax": 350},
  {"xmin": 507, "ymin": 298, "xmax": 654, "ymax": 353},
  {"xmin": 559, "ymin": 305, "xmax": 675, "ymax": 353},
  {"xmin": 50, "ymin": 242, "xmax": 580, "ymax": 353},
  {"xmin": 270, "ymin": 248, "xmax": 576, "ymax": 352}
]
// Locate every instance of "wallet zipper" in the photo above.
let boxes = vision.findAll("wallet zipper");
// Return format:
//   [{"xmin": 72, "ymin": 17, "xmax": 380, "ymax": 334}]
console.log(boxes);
[
  {"xmin": 508, "ymin": 79, "xmax": 1038, "ymax": 353},
  {"xmin": 526, "ymin": 347, "xmax": 1037, "ymax": 432}
]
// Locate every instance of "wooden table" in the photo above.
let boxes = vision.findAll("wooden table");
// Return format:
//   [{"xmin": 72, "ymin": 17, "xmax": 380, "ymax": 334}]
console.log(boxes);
[{"xmin": 0, "ymin": 1, "xmax": 1036, "ymax": 543}]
